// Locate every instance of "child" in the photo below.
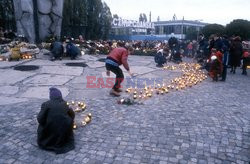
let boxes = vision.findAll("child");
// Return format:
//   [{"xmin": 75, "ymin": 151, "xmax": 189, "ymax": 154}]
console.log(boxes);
[{"xmin": 208, "ymin": 49, "xmax": 223, "ymax": 81}]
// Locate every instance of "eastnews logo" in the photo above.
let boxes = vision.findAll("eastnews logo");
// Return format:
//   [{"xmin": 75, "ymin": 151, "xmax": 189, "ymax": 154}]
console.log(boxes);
[{"xmin": 86, "ymin": 76, "xmax": 165, "ymax": 88}]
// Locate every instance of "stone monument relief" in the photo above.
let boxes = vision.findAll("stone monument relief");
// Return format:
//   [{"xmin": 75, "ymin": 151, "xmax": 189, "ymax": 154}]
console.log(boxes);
[{"xmin": 13, "ymin": 0, "xmax": 64, "ymax": 43}]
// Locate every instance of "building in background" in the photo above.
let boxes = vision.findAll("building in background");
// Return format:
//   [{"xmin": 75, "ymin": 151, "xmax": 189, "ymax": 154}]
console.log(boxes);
[
  {"xmin": 109, "ymin": 17, "xmax": 156, "ymax": 40},
  {"xmin": 154, "ymin": 18, "xmax": 208, "ymax": 39},
  {"xmin": 110, "ymin": 17, "xmax": 154, "ymax": 36},
  {"xmin": 109, "ymin": 15, "xmax": 208, "ymax": 41}
]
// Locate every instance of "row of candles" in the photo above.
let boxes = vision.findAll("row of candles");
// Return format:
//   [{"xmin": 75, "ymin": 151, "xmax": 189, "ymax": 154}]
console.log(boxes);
[
  {"xmin": 66, "ymin": 101, "xmax": 92, "ymax": 129},
  {"xmin": 122, "ymin": 63, "xmax": 207, "ymax": 102},
  {"xmin": 0, "ymin": 54, "xmax": 33, "ymax": 61},
  {"xmin": 21, "ymin": 54, "xmax": 33, "ymax": 59}
]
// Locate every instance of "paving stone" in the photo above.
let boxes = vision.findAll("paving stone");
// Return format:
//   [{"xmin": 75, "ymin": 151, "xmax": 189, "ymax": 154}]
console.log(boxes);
[
  {"xmin": 23, "ymin": 74, "xmax": 73, "ymax": 86},
  {"xmin": 0, "ymin": 86, "xmax": 19, "ymax": 95},
  {"xmin": 87, "ymin": 61, "xmax": 105, "ymax": 68},
  {"xmin": 40, "ymin": 65, "xmax": 83, "ymax": 76},
  {"xmin": 20, "ymin": 86, "xmax": 69, "ymax": 99},
  {"xmin": 23, "ymin": 59, "xmax": 61, "ymax": 66},
  {"xmin": 0, "ymin": 96, "xmax": 28, "ymax": 105},
  {"xmin": 169, "ymin": 157, "xmax": 178, "ymax": 163},
  {"xmin": 0, "ymin": 70, "xmax": 35, "ymax": 85},
  {"xmin": 159, "ymin": 161, "xmax": 168, "ymax": 164}
]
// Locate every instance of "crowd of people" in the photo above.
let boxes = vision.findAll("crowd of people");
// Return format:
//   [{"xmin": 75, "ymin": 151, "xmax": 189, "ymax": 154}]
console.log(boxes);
[
  {"xmin": 2, "ymin": 29, "xmax": 249, "ymax": 78},
  {"xmin": 199, "ymin": 34, "xmax": 250, "ymax": 80},
  {"xmin": 53, "ymin": 34, "xmax": 249, "ymax": 79}
]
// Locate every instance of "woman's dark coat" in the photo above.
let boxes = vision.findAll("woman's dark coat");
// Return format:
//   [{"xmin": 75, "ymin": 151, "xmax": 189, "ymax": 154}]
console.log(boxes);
[
  {"xmin": 37, "ymin": 98, "xmax": 75, "ymax": 154},
  {"xmin": 229, "ymin": 40, "xmax": 243, "ymax": 67}
]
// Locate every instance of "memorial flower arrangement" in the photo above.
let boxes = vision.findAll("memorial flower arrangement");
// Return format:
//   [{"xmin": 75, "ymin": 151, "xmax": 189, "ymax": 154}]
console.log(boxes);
[{"xmin": 0, "ymin": 41, "xmax": 39, "ymax": 61}]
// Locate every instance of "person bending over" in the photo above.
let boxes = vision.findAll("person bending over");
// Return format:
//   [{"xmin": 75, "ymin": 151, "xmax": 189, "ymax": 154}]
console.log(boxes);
[{"xmin": 105, "ymin": 45, "xmax": 134, "ymax": 96}]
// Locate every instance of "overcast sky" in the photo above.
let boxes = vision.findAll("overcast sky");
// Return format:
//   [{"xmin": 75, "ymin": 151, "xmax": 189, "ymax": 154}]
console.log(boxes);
[{"xmin": 102, "ymin": 0, "xmax": 250, "ymax": 25}]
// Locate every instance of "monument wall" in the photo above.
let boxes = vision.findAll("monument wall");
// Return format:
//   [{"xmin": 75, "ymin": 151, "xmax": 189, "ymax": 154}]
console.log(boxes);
[{"xmin": 13, "ymin": 0, "xmax": 64, "ymax": 43}]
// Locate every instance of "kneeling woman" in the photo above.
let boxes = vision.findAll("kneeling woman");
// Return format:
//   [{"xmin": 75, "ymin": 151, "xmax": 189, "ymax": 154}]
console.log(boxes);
[{"xmin": 37, "ymin": 88, "xmax": 75, "ymax": 154}]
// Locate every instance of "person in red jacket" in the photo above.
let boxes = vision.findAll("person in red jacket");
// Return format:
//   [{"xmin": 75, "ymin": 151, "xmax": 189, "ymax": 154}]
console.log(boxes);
[
  {"xmin": 208, "ymin": 49, "xmax": 223, "ymax": 81},
  {"xmin": 242, "ymin": 51, "xmax": 250, "ymax": 75},
  {"xmin": 105, "ymin": 44, "xmax": 134, "ymax": 96}
]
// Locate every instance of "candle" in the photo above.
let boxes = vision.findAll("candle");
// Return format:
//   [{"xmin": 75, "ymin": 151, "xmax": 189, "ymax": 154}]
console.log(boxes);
[
  {"xmin": 133, "ymin": 95, "xmax": 137, "ymax": 99},
  {"xmin": 75, "ymin": 107, "xmax": 82, "ymax": 112},
  {"xmin": 81, "ymin": 104, "xmax": 86, "ymax": 110},
  {"xmin": 85, "ymin": 116, "xmax": 91, "ymax": 124},
  {"xmin": 81, "ymin": 121, "xmax": 87, "ymax": 126},
  {"xmin": 73, "ymin": 123, "xmax": 77, "ymax": 129}
]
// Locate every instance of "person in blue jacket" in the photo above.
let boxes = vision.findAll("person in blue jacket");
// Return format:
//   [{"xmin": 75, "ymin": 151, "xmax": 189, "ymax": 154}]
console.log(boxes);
[{"xmin": 66, "ymin": 39, "xmax": 81, "ymax": 60}]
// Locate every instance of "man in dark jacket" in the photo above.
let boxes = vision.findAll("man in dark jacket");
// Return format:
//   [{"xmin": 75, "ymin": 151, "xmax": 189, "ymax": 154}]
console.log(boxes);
[
  {"xmin": 66, "ymin": 39, "xmax": 81, "ymax": 60},
  {"xmin": 37, "ymin": 88, "xmax": 75, "ymax": 154},
  {"xmin": 154, "ymin": 48, "xmax": 169, "ymax": 67},
  {"xmin": 50, "ymin": 41, "xmax": 64, "ymax": 61},
  {"xmin": 168, "ymin": 33, "xmax": 179, "ymax": 61},
  {"xmin": 220, "ymin": 35, "xmax": 230, "ymax": 81},
  {"xmin": 213, "ymin": 34, "xmax": 223, "ymax": 52},
  {"xmin": 168, "ymin": 33, "xmax": 178, "ymax": 50},
  {"xmin": 198, "ymin": 34, "xmax": 210, "ymax": 58}
]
